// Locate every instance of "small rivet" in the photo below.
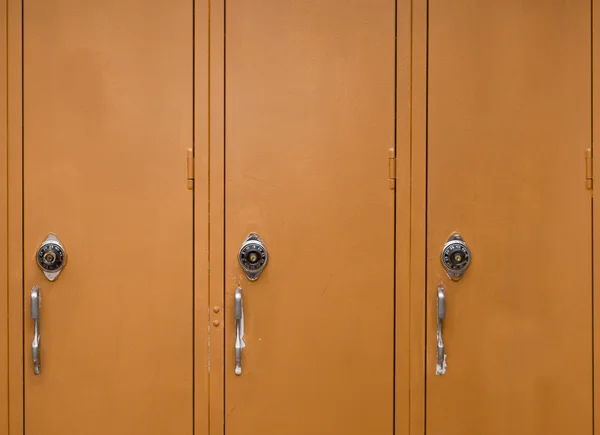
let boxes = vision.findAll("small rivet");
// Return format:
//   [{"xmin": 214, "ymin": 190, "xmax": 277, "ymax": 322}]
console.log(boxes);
[
  {"xmin": 213, "ymin": 306, "xmax": 221, "ymax": 313},
  {"xmin": 213, "ymin": 320, "xmax": 220, "ymax": 327}
]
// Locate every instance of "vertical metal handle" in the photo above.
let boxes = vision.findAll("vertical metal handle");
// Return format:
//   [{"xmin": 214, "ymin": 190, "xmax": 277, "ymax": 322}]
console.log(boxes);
[
  {"xmin": 436, "ymin": 284, "xmax": 447, "ymax": 375},
  {"xmin": 31, "ymin": 286, "xmax": 41, "ymax": 376},
  {"xmin": 234, "ymin": 287, "xmax": 244, "ymax": 376}
]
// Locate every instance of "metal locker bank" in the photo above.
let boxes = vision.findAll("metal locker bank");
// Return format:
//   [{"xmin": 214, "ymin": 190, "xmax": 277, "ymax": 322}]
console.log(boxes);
[{"xmin": 1, "ymin": 1, "xmax": 599, "ymax": 434}]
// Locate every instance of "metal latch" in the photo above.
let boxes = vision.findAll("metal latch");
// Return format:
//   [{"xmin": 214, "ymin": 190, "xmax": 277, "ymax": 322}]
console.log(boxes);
[
  {"xmin": 389, "ymin": 148, "xmax": 396, "ymax": 189},
  {"xmin": 187, "ymin": 149, "xmax": 194, "ymax": 190},
  {"xmin": 586, "ymin": 148, "xmax": 593, "ymax": 190}
]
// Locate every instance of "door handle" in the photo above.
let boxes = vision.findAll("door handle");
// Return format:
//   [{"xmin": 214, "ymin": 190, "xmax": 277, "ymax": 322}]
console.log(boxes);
[
  {"xmin": 31, "ymin": 286, "xmax": 41, "ymax": 376},
  {"xmin": 436, "ymin": 284, "xmax": 447, "ymax": 375},
  {"xmin": 234, "ymin": 287, "xmax": 245, "ymax": 375}
]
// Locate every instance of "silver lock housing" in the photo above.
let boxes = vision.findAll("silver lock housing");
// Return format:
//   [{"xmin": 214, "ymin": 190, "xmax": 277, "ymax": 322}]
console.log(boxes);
[
  {"xmin": 36, "ymin": 233, "xmax": 67, "ymax": 281},
  {"xmin": 441, "ymin": 233, "xmax": 471, "ymax": 281},
  {"xmin": 238, "ymin": 233, "xmax": 268, "ymax": 281}
]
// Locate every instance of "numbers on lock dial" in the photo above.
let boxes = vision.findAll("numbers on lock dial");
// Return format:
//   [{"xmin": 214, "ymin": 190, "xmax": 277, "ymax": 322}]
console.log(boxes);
[
  {"xmin": 36, "ymin": 243, "xmax": 65, "ymax": 272},
  {"xmin": 442, "ymin": 242, "xmax": 470, "ymax": 272},
  {"xmin": 239, "ymin": 244, "xmax": 267, "ymax": 271}
]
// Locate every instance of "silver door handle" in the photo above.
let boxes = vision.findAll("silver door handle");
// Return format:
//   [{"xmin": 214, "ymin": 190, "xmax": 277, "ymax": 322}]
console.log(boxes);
[
  {"xmin": 234, "ymin": 287, "xmax": 244, "ymax": 375},
  {"xmin": 31, "ymin": 286, "xmax": 41, "ymax": 376},
  {"xmin": 436, "ymin": 284, "xmax": 447, "ymax": 375}
]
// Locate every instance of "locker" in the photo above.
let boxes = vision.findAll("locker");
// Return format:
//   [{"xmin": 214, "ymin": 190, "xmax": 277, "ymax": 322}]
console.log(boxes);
[
  {"xmin": 223, "ymin": 1, "xmax": 395, "ymax": 434},
  {"xmin": 425, "ymin": 1, "xmax": 593, "ymax": 433},
  {"xmin": 21, "ymin": 0, "xmax": 194, "ymax": 433},
  {"xmin": 1, "ymin": 1, "xmax": 599, "ymax": 434}
]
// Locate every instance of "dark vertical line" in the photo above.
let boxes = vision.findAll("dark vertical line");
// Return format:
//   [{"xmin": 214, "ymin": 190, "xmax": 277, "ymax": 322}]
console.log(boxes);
[
  {"xmin": 20, "ymin": 0, "xmax": 25, "ymax": 433},
  {"xmin": 20, "ymin": 0, "xmax": 24, "ymax": 433},
  {"xmin": 408, "ymin": 0, "xmax": 413, "ymax": 431},
  {"xmin": 393, "ymin": 0, "xmax": 398, "ymax": 433},
  {"xmin": 423, "ymin": 0, "xmax": 429, "ymax": 433},
  {"xmin": 591, "ymin": 0, "xmax": 595, "ymax": 431},
  {"xmin": 206, "ymin": 0, "xmax": 211, "ymax": 432},
  {"xmin": 222, "ymin": 0, "xmax": 226, "ymax": 433},
  {"xmin": 192, "ymin": 0, "xmax": 196, "ymax": 433},
  {"xmin": 4, "ymin": 0, "xmax": 8, "ymax": 431}
]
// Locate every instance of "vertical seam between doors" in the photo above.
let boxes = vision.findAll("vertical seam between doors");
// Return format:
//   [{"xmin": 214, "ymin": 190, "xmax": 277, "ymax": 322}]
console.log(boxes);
[
  {"xmin": 3, "ymin": 0, "xmax": 8, "ymax": 431},
  {"xmin": 207, "ymin": 0, "xmax": 211, "ymax": 430},
  {"xmin": 393, "ymin": 0, "xmax": 398, "ymax": 432},
  {"xmin": 423, "ymin": 0, "xmax": 428, "ymax": 433},
  {"xmin": 192, "ymin": 0, "xmax": 196, "ymax": 433},
  {"xmin": 19, "ymin": 0, "xmax": 23, "ymax": 432},
  {"xmin": 592, "ymin": 0, "xmax": 595, "ymax": 432},
  {"xmin": 221, "ymin": 1, "xmax": 226, "ymax": 433},
  {"xmin": 408, "ymin": 0, "xmax": 413, "ymax": 431}
]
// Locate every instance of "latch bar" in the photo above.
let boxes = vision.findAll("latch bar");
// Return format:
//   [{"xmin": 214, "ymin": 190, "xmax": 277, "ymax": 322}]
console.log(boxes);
[
  {"xmin": 585, "ymin": 148, "xmax": 593, "ymax": 190},
  {"xmin": 186, "ymin": 148, "xmax": 194, "ymax": 190},
  {"xmin": 388, "ymin": 148, "xmax": 396, "ymax": 190}
]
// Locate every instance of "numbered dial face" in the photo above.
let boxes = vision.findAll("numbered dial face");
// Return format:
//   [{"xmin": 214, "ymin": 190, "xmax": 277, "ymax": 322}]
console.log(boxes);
[
  {"xmin": 37, "ymin": 242, "xmax": 66, "ymax": 272},
  {"xmin": 441, "ymin": 241, "xmax": 471, "ymax": 273},
  {"xmin": 238, "ymin": 243, "xmax": 267, "ymax": 272}
]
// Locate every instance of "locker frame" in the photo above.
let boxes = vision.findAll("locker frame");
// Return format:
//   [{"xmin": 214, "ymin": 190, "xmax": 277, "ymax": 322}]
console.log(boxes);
[{"xmin": 3, "ymin": 1, "xmax": 599, "ymax": 434}]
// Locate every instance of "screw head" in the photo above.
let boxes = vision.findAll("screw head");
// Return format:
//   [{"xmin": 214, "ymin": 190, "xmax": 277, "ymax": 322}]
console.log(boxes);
[
  {"xmin": 213, "ymin": 320, "xmax": 220, "ymax": 327},
  {"xmin": 213, "ymin": 306, "xmax": 221, "ymax": 313}
]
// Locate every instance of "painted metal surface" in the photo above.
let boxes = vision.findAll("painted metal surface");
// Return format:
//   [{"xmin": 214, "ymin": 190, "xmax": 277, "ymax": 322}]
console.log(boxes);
[
  {"xmin": 223, "ymin": 1, "xmax": 395, "ymax": 434},
  {"xmin": 1, "ymin": 2, "xmax": 600, "ymax": 434},
  {"xmin": 426, "ymin": 1, "xmax": 593, "ymax": 433},
  {"xmin": 22, "ymin": 0, "xmax": 194, "ymax": 433}
]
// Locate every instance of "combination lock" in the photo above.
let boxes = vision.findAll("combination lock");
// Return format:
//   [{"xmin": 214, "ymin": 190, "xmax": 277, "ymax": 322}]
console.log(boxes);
[
  {"xmin": 440, "ymin": 233, "xmax": 471, "ymax": 281},
  {"xmin": 238, "ymin": 233, "xmax": 268, "ymax": 281},
  {"xmin": 36, "ymin": 233, "xmax": 67, "ymax": 281}
]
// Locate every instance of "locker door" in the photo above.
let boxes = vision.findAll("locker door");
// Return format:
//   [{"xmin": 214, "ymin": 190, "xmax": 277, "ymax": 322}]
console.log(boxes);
[
  {"xmin": 223, "ymin": 1, "xmax": 395, "ymax": 434},
  {"xmin": 23, "ymin": 1, "xmax": 193, "ymax": 434},
  {"xmin": 426, "ymin": 1, "xmax": 592, "ymax": 434}
]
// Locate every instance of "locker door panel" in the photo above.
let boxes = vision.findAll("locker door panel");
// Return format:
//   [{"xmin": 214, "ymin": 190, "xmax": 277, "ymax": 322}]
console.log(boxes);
[
  {"xmin": 23, "ymin": 1, "xmax": 193, "ymax": 433},
  {"xmin": 224, "ymin": 1, "xmax": 396, "ymax": 434},
  {"xmin": 426, "ymin": 1, "xmax": 592, "ymax": 434}
]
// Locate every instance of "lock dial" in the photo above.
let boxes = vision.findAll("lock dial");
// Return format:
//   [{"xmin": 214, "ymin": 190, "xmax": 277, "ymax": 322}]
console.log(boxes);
[
  {"xmin": 238, "ymin": 233, "xmax": 268, "ymax": 281},
  {"xmin": 441, "ymin": 233, "xmax": 471, "ymax": 281},
  {"xmin": 36, "ymin": 233, "xmax": 67, "ymax": 281}
]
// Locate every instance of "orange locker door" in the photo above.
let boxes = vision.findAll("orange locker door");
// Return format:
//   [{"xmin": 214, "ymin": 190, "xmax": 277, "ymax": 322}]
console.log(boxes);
[
  {"xmin": 223, "ymin": 1, "xmax": 396, "ymax": 434},
  {"xmin": 426, "ymin": 1, "xmax": 593, "ymax": 434},
  {"xmin": 23, "ymin": 1, "xmax": 194, "ymax": 434}
]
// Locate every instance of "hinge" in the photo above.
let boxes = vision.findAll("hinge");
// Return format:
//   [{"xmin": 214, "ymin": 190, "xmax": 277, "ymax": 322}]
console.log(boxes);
[
  {"xmin": 388, "ymin": 148, "xmax": 396, "ymax": 190},
  {"xmin": 585, "ymin": 148, "xmax": 593, "ymax": 190},
  {"xmin": 187, "ymin": 148, "xmax": 194, "ymax": 190}
]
